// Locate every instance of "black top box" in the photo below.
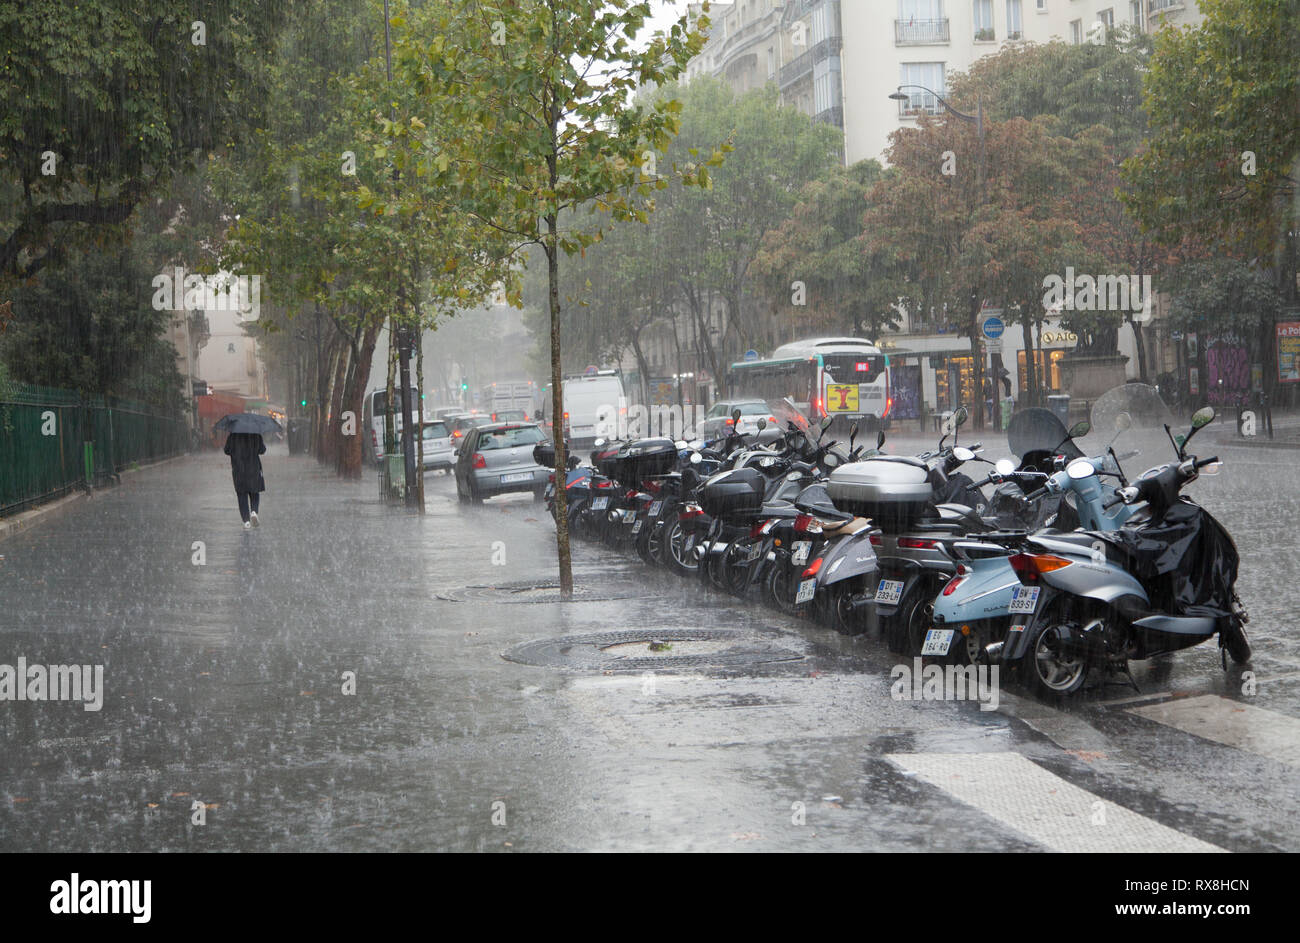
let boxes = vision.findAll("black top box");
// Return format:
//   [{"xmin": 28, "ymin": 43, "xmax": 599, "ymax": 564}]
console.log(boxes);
[
  {"xmin": 597, "ymin": 437, "xmax": 678, "ymax": 486},
  {"xmin": 698, "ymin": 466, "xmax": 766, "ymax": 517}
]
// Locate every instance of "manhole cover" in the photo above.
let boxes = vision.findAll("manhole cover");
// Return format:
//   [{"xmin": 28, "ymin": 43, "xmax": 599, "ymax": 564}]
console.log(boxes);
[
  {"xmin": 503, "ymin": 628, "xmax": 806, "ymax": 670},
  {"xmin": 438, "ymin": 580, "xmax": 646, "ymax": 603}
]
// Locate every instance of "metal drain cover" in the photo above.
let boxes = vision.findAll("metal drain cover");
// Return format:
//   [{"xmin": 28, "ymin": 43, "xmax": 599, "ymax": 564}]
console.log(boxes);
[
  {"xmin": 503, "ymin": 628, "xmax": 806, "ymax": 670},
  {"xmin": 437, "ymin": 580, "xmax": 645, "ymax": 604}
]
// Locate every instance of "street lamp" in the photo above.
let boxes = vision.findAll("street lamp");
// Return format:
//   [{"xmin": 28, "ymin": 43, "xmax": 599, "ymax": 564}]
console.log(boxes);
[{"xmin": 888, "ymin": 84, "xmax": 984, "ymax": 182}]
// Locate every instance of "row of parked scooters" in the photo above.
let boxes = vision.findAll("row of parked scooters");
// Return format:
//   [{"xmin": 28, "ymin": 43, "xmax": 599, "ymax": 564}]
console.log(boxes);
[{"xmin": 535, "ymin": 389, "xmax": 1252, "ymax": 699}]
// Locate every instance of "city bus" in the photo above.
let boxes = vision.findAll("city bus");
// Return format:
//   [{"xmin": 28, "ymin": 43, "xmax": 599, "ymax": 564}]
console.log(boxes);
[{"xmin": 726, "ymin": 337, "xmax": 891, "ymax": 432}]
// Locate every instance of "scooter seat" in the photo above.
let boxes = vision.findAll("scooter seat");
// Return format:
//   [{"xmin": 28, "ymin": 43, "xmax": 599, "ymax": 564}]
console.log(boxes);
[{"xmin": 821, "ymin": 516, "xmax": 872, "ymax": 536}]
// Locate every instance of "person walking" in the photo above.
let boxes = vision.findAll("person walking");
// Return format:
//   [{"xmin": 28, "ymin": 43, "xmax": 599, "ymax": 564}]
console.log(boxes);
[{"xmin": 223, "ymin": 432, "xmax": 266, "ymax": 529}]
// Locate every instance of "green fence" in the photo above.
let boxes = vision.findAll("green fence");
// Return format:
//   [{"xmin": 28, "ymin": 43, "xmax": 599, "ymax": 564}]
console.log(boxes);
[{"xmin": 0, "ymin": 384, "xmax": 187, "ymax": 516}]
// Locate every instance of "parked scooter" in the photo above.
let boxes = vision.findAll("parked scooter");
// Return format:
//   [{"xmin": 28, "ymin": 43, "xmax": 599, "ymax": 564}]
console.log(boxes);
[{"xmin": 996, "ymin": 406, "xmax": 1250, "ymax": 698}]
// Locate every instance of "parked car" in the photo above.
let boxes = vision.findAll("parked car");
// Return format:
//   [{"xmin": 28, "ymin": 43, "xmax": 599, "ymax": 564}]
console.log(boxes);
[
  {"xmin": 455, "ymin": 422, "xmax": 550, "ymax": 503},
  {"xmin": 448, "ymin": 414, "xmax": 486, "ymax": 450},
  {"xmin": 700, "ymin": 400, "xmax": 780, "ymax": 440},
  {"xmin": 418, "ymin": 420, "xmax": 455, "ymax": 472}
]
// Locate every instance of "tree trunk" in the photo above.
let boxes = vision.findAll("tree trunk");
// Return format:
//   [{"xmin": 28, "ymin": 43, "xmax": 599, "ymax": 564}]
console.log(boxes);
[
  {"xmin": 324, "ymin": 339, "xmax": 350, "ymax": 468},
  {"xmin": 339, "ymin": 317, "xmax": 380, "ymax": 480},
  {"xmin": 416, "ymin": 326, "xmax": 425, "ymax": 511},
  {"xmin": 967, "ymin": 295, "xmax": 986, "ymax": 431}
]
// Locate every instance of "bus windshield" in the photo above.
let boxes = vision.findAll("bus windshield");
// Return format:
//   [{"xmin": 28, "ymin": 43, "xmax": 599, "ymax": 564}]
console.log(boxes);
[{"xmin": 820, "ymin": 353, "xmax": 885, "ymax": 385}]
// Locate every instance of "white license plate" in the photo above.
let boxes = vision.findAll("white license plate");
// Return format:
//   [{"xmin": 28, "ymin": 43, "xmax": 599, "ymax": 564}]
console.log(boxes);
[
  {"xmin": 591, "ymin": 496, "xmax": 609, "ymax": 510},
  {"xmin": 745, "ymin": 542, "xmax": 763, "ymax": 563},
  {"xmin": 795, "ymin": 579, "xmax": 817, "ymax": 605},
  {"xmin": 631, "ymin": 519, "xmax": 643, "ymax": 534},
  {"xmin": 875, "ymin": 579, "xmax": 905, "ymax": 604},
  {"xmin": 648, "ymin": 501, "xmax": 662, "ymax": 517},
  {"xmin": 921, "ymin": 629, "xmax": 954, "ymax": 656},
  {"xmin": 500, "ymin": 472, "xmax": 533, "ymax": 484},
  {"xmin": 624, "ymin": 512, "xmax": 637, "ymax": 525},
  {"xmin": 791, "ymin": 541, "xmax": 811, "ymax": 566},
  {"xmin": 1009, "ymin": 586, "xmax": 1041, "ymax": 614}
]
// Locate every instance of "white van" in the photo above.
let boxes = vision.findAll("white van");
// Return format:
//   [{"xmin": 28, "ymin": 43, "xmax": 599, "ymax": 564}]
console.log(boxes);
[{"xmin": 538, "ymin": 371, "xmax": 625, "ymax": 448}]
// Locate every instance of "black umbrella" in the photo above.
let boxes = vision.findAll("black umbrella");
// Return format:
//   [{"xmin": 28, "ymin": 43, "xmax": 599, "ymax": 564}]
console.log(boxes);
[{"xmin": 214, "ymin": 413, "xmax": 283, "ymax": 437}]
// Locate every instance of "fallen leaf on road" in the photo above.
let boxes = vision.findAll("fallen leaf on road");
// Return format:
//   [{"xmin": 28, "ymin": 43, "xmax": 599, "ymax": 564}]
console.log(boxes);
[{"xmin": 1066, "ymin": 749, "xmax": 1107, "ymax": 763}]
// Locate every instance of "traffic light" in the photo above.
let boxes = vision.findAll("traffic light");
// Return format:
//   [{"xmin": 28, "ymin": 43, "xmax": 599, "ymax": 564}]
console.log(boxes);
[
  {"xmin": 300, "ymin": 398, "xmax": 307, "ymax": 407},
  {"xmin": 460, "ymin": 377, "xmax": 468, "ymax": 392}
]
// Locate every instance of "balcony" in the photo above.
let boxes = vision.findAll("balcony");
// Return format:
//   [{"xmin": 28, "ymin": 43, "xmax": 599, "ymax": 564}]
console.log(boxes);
[
  {"xmin": 778, "ymin": 35, "xmax": 843, "ymax": 89},
  {"xmin": 813, "ymin": 105, "xmax": 843, "ymax": 128},
  {"xmin": 895, "ymin": 18, "xmax": 950, "ymax": 45}
]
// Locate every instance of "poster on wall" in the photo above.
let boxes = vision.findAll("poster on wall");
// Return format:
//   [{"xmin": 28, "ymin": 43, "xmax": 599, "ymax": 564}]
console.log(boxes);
[
  {"xmin": 1189, "ymin": 367, "xmax": 1199, "ymax": 395},
  {"xmin": 891, "ymin": 364, "xmax": 921, "ymax": 420},
  {"xmin": 1277, "ymin": 322, "xmax": 1300, "ymax": 383}
]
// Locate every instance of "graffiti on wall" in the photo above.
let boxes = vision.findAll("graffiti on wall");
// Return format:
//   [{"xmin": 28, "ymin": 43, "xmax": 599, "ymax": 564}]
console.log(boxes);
[{"xmin": 1206, "ymin": 341, "xmax": 1249, "ymax": 404}]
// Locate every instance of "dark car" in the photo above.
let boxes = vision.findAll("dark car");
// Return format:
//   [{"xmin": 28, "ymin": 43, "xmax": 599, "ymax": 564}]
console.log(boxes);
[{"xmin": 455, "ymin": 422, "xmax": 550, "ymax": 503}]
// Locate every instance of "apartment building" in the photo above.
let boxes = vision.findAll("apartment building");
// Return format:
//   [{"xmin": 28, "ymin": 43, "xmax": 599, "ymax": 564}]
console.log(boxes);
[{"xmin": 688, "ymin": 1, "xmax": 1204, "ymax": 165}]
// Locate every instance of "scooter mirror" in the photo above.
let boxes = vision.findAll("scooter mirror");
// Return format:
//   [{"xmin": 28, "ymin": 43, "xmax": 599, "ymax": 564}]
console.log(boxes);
[
  {"xmin": 1068, "ymin": 420, "xmax": 1091, "ymax": 439},
  {"xmin": 689, "ymin": 452, "xmax": 702, "ymax": 464},
  {"xmin": 756, "ymin": 418, "xmax": 767, "ymax": 431},
  {"xmin": 995, "ymin": 458, "xmax": 1016, "ymax": 476},
  {"xmin": 952, "ymin": 446, "xmax": 976, "ymax": 462},
  {"xmin": 1192, "ymin": 406, "xmax": 1216, "ymax": 429},
  {"xmin": 732, "ymin": 408, "xmax": 743, "ymax": 423},
  {"xmin": 820, "ymin": 415, "xmax": 834, "ymax": 432},
  {"xmin": 876, "ymin": 430, "xmax": 886, "ymax": 450},
  {"xmin": 1067, "ymin": 458, "xmax": 1095, "ymax": 479},
  {"xmin": 953, "ymin": 406, "xmax": 969, "ymax": 427}
]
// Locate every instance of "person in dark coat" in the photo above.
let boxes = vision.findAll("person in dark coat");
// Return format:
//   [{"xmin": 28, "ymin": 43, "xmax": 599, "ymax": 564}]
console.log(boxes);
[{"xmin": 223, "ymin": 432, "xmax": 266, "ymax": 529}]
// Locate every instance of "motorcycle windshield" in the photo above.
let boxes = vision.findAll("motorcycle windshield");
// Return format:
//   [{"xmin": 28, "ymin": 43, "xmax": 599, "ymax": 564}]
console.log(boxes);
[
  {"xmin": 1007, "ymin": 407, "xmax": 1084, "ymax": 461},
  {"xmin": 1090, "ymin": 382, "xmax": 1173, "ymax": 433}
]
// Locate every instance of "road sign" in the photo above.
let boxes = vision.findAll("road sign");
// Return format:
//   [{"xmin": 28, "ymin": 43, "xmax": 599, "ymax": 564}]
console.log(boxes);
[
  {"xmin": 982, "ymin": 316, "xmax": 1005, "ymax": 340},
  {"xmin": 744, "ymin": 349, "xmax": 759, "ymax": 362},
  {"xmin": 583, "ymin": 364, "xmax": 598, "ymax": 376}
]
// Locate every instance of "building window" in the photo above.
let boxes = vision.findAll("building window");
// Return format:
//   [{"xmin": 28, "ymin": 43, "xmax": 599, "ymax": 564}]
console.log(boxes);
[
  {"xmin": 1006, "ymin": 0, "xmax": 1023, "ymax": 38},
  {"xmin": 1035, "ymin": 0, "xmax": 1046, "ymax": 10},
  {"xmin": 973, "ymin": 0, "xmax": 994, "ymax": 40},
  {"xmin": 1017, "ymin": 349, "xmax": 1066, "ymax": 393},
  {"xmin": 1069, "ymin": 18, "xmax": 1083, "ymax": 43},
  {"xmin": 1129, "ymin": 0, "xmax": 1143, "ymax": 28},
  {"xmin": 899, "ymin": 62, "xmax": 946, "ymax": 115},
  {"xmin": 767, "ymin": 46, "xmax": 776, "ymax": 79},
  {"xmin": 1098, "ymin": 8, "xmax": 1114, "ymax": 28}
]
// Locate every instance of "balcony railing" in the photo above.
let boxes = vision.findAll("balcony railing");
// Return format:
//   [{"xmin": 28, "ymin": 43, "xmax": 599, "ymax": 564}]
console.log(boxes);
[
  {"xmin": 895, "ymin": 18, "xmax": 950, "ymax": 45},
  {"xmin": 778, "ymin": 35, "xmax": 843, "ymax": 89},
  {"xmin": 813, "ymin": 105, "xmax": 843, "ymax": 128}
]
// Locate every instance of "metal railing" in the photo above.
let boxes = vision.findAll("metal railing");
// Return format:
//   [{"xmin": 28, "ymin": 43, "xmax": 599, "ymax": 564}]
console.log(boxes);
[
  {"xmin": 0, "ymin": 384, "xmax": 187, "ymax": 515},
  {"xmin": 894, "ymin": 18, "xmax": 950, "ymax": 45}
]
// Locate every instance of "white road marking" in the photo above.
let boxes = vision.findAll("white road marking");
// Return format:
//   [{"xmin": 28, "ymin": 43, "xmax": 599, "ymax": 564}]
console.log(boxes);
[
  {"xmin": 887, "ymin": 752, "xmax": 1224, "ymax": 853},
  {"xmin": 1128, "ymin": 694, "xmax": 1300, "ymax": 768}
]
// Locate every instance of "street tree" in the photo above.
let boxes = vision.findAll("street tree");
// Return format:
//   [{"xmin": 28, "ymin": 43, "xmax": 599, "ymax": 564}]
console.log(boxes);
[{"xmin": 388, "ymin": 0, "xmax": 717, "ymax": 594}]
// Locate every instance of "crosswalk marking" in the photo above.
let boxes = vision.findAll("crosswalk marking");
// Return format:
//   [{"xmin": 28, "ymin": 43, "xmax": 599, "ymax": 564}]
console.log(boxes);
[
  {"xmin": 887, "ymin": 752, "xmax": 1224, "ymax": 853},
  {"xmin": 1128, "ymin": 694, "xmax": 1300, "ymax": 768}
]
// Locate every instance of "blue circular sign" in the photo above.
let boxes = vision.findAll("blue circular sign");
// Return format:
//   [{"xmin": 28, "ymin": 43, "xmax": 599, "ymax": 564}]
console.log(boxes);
[
  {"xmin": 982, "ymin": 316, "xmax": 1005, "ymax": 340},
  {"xmin": 744, "ymin": 349, "xmax": 759, "ymax": 362}
]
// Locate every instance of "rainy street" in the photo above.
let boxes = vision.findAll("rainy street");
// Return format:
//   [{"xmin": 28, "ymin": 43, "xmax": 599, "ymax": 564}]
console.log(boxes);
[{"xmin": 1, "ymin": 422, "xmax": 1297, "ymax": 853}]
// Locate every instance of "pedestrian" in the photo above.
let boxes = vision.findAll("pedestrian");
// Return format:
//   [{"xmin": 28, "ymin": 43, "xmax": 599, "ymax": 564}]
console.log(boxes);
[{"xmin": 223, "ymin": 432, "xmax": 266, "ymax": 530}]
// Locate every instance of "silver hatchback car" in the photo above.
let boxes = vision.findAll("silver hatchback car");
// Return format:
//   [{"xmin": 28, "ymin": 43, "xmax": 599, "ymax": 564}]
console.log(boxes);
[{"xmin": 455, "ymin": 422, "xmax": 550, "ymax": 502}]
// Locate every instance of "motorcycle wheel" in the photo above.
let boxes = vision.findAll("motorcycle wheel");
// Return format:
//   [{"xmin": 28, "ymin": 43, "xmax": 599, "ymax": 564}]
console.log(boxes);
[
  {"xmin": 634, "ymin": 517, "xmax": 655, "ymax": 565},
  {"xmin": 662, "ymin": 520, "xmax": 698, "ymax": 576},
  {"xmin": 706, "ymin": 548, "xmax": 731, "ymax": 592},
  {"xmin": 720, "ymin": 542, "xmax": 753, "ymax": 598},
  {"xmin": 1020, "ymin": 610, "xmax": 1088, "ymax": 699},
  {"xmin": 1223, "ymin": 621, "xmax": 1252, "ymax": 665},
  {"xmin": 821, "ymin": 582, "xmax": 865, "ymax": 636},
  {"xmin": 763, "ymin": 555, "xmax": 799, "ymax": 615}
]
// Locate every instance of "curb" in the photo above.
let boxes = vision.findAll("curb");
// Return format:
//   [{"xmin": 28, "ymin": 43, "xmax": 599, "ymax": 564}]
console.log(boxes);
[
  {"xmin": 1210, "ymin": 435, "xmax": 1300, "ymax": 450},
  {"xmin": 0, "ymin": 452, "xmax": 187, "ymax": 544}
]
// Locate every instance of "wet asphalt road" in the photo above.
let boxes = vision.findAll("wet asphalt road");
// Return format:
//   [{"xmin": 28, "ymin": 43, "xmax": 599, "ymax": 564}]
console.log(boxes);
[{"xmin": 0, "ymin": 418, "xmax": 1296, "ymax": 852}]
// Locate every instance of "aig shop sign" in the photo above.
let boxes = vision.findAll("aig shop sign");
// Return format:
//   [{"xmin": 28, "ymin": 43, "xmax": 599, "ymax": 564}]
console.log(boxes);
[{"xmin": 1041, "ymin": 328, "xmax": 1078, "ymax": 346}]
